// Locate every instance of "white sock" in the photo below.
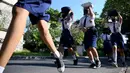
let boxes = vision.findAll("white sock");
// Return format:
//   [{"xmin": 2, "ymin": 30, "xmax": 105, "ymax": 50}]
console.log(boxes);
[
  {"xmin": 113, "ymin": 51, "xmax": 117, "ymax": 63},
  {"xmin": 72, "ymin": 55, "xmax": 77, "ymax": 60},
  {"xmin": 0, "ymin": 66, "xmax": 4, "ymax": 73},
  {"xmin": 54, "ymin": 51, "xmax": 60, "ymax": 58},
  {"xmin": 90, "ymin": 59, "xmax": 95, "ymax": 64},
  {"xmin": 121, "ymin": 56, "xmax": 125, "ymax": 63},
  {"xmin": 95, "ymin": 57, "xmax": 99, "ymax": 61}
]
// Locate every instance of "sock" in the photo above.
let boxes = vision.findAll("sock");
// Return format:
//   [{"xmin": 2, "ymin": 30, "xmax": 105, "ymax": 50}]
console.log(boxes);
[
  {"xmin": 72, "ymin": 55, "xmax": 77, "ymax": 60},
  {"xmin": 121, "ymin": 56, "xmax": 125, "ymax": 63},
  {"xmin": 94, "ymin": 57, "xmax": 100, "ymax": 61},
  {"xmin": 0, "ymin": 66, "xmax": 4, "ymax": 73},
  {"xmin": 113, "ymin": 51, "xmax": 117, "ymax": 63},
  {"xmin": 90, "ymin": 59, "xmax": 95, "ymax": 64},
  {"xmin": 54, "ymin": 51, "xmax": 60, "ymax": 58}
]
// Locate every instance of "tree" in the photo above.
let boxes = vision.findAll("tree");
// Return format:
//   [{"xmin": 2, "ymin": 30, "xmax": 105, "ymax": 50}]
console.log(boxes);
[
  {"xmin": 24, "ymin": 25, "xmax": 45, "ymax": 52},
  {"xmin": 24, "ymin": 8, "xmax": 61, "ymax": 52},
  {"xmin": 71, "ymin": 23, "xmax": 84, "ymax": 45},
  {"xmin": 47, "ymin": 8, "xmax": 62, "ymax": 46},
  {"xmin": 0, "ymin": 24, "xmax": 3, "ymax": 30},
  {"xmin": 101, "ymin": 0, "xmax": 130, "ymax": 33}
]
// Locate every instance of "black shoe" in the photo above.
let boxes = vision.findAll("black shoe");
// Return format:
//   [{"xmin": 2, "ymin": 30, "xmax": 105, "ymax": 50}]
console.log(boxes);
[
  {"xmin": 89, "ymin": 63, "xmax": 97, "ymax": 69},
  {"xmin": 73, "ymin": 59, "xmax": 78, "ymax": 65},
  {"xmin": 55, "ymin": 55, "xmax": 65, "ymax": 73},
  {"xmin": 95, "ymin": 60, "xmax": 101, "ymax": 68}
]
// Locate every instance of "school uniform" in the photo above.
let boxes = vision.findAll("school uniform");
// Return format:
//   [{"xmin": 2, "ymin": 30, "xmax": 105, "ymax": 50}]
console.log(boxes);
[
  {"xmin": 107, "ymin": 21, "xmax": 124, "ymax": 49},
  {"xmin": 79, "ymin": 15, "xmax": 97, "ymax": 49},
  {"xmin": 101, "ymin": 34, "xmax": 112, "ymax": 54},
  {"xmin": 15, "ymin": 0, "xmax": 51, "ymax": 24},
  {"xmin": 59, "ymin": 14, "xmax": 74, "ymax": 48}
]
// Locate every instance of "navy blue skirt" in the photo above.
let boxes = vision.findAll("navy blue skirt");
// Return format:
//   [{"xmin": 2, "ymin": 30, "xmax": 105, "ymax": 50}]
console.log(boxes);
[
  {"xmin": 111, "ymin": 32, "xmax": 125, "ymax": 49},
  {"xmin": 15, "ymin": 0, "xmax": 51, "ymax": 24},
  {"xmin": 103, "ymin": 41, "xmax": 112, "ymax": 54},
  {"xmin": 83, "ymin": 27, "xmax": 98, "ymax": 49},
  {"xmin": 60, "ymin": 29, "xmax": 74, "ymax": 48}
]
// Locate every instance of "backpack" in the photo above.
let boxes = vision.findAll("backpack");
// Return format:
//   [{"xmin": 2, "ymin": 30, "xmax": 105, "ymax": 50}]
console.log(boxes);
[{"xmin": 108, "ymin": 9, "xmax": 118, "ymax": 16}]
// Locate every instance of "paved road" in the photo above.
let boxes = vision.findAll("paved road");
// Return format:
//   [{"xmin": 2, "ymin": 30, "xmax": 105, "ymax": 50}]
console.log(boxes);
[{"xmin": 4, "ymin": 58, "xmax": 130, "ymax": 73}]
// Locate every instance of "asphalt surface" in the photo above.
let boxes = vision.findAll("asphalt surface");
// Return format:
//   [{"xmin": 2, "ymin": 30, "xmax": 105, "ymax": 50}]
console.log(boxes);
[{"xmin": 3, "ymin": 57, "xmax": 130, "ymax": 73}]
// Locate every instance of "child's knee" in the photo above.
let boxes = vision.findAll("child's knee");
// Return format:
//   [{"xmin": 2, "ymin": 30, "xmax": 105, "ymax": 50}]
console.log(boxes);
[{"xmin": 12, "ymin": 6, "xmax": 29, "ymax": 16}]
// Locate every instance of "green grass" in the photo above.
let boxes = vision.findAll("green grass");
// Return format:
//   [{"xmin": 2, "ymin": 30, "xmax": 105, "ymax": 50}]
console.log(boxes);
[{"xmin": 13, "ymin": 49, "xmax": 50, "ymax": 56}]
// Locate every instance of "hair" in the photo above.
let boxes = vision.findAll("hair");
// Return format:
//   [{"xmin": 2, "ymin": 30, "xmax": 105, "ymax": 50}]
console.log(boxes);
[
  {"xmin": 83, "ymin": 8, "xmax": 88, "ymax": 15},
  {"xmin": 61, "ymin": 7, "xmax": 71, "ymax": 18}
]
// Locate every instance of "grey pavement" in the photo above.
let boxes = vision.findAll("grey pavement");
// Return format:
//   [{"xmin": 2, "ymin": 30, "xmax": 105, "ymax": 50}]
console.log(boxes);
[{"xmin": 3, "ymin": 57, "xmax": 130, "ymax": 73}]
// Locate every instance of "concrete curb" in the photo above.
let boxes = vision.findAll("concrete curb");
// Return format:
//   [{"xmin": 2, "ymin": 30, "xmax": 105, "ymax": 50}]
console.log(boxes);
[
  {"xmin": 11, "ymin": 56, "xmax": 130, "ymax": 60},
  {"xmin": 11, "ymin": 56, "xmax": 54, "ymax": 60},
  {"xmin": 11, "ymin": 56, "xmax": 88, "ymax": 60}
]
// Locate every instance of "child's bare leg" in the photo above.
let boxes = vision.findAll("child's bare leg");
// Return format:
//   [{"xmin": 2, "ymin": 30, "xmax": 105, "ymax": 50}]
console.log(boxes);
[
  {"xmin": 68, "ymin": 47, "xmax": 75, "ymax": 55},
  {"xmin": 0, "ymin": 7, "xmax": 29, "ymax": 67},
  {"xmin": 119, "ymin": 49, "xmax": 125, "ymax": 63},
  {"xmin": 87, "ymin": 49, "xmax": 95, "ymax": 63},
  {"xmin": 58, "ymin": 44, "xmax": 64, "ymax": 57},
  {"xmin": 91, "ymin": 47, "xmax": 100, "ymax": 61},
  {"xmin": 68, "ymin": 47, "xmax": 77, "ymax": 59},
  {"xmin": 37, "ymin": 20, "xmax": 65, "ymax": 72},
  {"xmin": 112, "ymin": 46, "xmax": 117, "ymax": 63},
  {"xmin": 37, "ymin": 20, "xmax": 60, "ymax": 58}
]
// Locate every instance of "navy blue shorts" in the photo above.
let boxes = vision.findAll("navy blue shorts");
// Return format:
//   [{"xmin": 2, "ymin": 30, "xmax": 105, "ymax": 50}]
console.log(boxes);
[
  {"xmin": 111, "ymin": 32, "xmax": 125, "ymax": 49},
  {"xmin": 60, "ymin": 29, "xmax": 74, "ymax": 48},
  {"xmin": 15, "ymin": 0, "xmax": 51, "ymax": 24},
  {"xmin": 103, "ymin": 41, "xmax": 112, "ymax": 54},
  {"xmin": 83, "ymin": 27, "xmax": 98, "ymax": 49}
]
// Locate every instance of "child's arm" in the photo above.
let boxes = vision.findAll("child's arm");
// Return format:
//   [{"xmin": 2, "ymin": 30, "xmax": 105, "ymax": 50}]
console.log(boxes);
[
  {"xmin": 88, "ymin": 6, "xmax": 95, "ymax": 18},
  {"xmin": 118, "ymin": 13, "xmax": 123, "ymax": 24},
  {"xmin": 78, "ymin": 17, "xmax": 84, "ymax": 30},
  {"xmin": 79, "ymin": 20, "xmax": 87, "ymax": 32},
  {"xmin": 65, "ymin": 10, "xmax": 73, "ymax": 22}
]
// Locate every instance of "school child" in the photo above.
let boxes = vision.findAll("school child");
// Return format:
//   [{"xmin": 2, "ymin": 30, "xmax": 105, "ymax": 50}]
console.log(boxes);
[
  {"xmin": 101, "ymin": 28, "xmax": 113, "ymax": 62},
  {"xmin": 106, "ymin": 9, "xmax": 126, "ymax": 67},
  {"xmin": 58, "ymin": 7, "xmax": 78, "ymax": 65},
  {"xmin": 79, "ymin": 2, "xmax": 101, "ymax": 69},
  {"xmin": 0, "ymin": 0, "xmax": 65, "ymax": 73}
]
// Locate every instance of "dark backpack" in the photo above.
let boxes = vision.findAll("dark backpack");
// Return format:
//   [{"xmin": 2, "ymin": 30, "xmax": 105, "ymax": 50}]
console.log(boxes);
[{"xmin": 108, "ymin": 9, "xmax": 118, "ymax": 16}]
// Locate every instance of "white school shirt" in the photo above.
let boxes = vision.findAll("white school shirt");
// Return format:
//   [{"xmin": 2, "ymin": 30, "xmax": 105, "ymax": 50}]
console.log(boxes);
[
  {"xmin": 59, "ymin": 15, "xmax": 73, "ymax": 31},
  {"xmin": 106, "ymin": 21, "xmax": 122, "ymax": 33},
  {"xmin": 101, "ymin": 33, "xmax": 111, "ymax": 41},
  {"xmin": 79, "ymin": 15, "xmax": 95, "ymax": 29}
]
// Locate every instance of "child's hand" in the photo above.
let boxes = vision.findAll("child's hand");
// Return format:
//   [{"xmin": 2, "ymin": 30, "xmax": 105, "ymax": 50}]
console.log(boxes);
[
  {"xmin": 82, "ymin": 28, "xmax": 87, "ymax": 32},
  {"xmin": 69, "ymin": 10, "xmax": 72, "ymax": 14}
]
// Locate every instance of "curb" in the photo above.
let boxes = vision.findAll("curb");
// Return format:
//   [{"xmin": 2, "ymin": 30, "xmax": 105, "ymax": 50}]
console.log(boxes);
[
  {"xmin": 11, "ymin": 56, "xmax": 86, "ymax": 60},
  {"xmin": 11, "ymin": 56, "xmax": 54, "ymax": 60},
  {"xmin": 11, "ymin": 56, "xmax": 130, "ymax": 60}
]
